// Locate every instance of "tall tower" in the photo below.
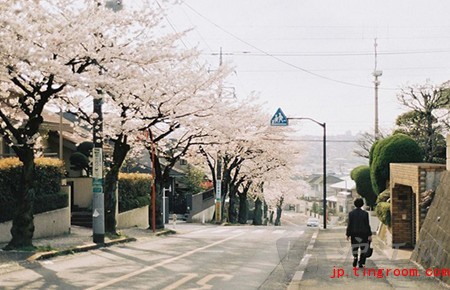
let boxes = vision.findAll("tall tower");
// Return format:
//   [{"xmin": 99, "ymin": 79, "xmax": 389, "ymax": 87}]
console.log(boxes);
[{"xmin": 373, "ymin": 38, "xmax": 382, "ymax": 139}]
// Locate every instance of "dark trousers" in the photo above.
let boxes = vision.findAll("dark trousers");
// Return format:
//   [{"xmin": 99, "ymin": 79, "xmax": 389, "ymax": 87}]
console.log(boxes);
[{"xmin": 350, "ymin": 236, "xmax": 370, "ymax": 265}]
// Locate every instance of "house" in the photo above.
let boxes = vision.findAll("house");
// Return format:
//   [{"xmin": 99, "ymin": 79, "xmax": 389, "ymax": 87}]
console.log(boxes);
[
  {"xmin": 329, "ymin": 177, "xmax": 356, "ymax": 213},
  {"xmin": 305, "ymin": 174, "xmax": 343, "ymax": 201},
  {"xmin": 0, "ymin": 109, "xmax": 74, "ymax": 159}
]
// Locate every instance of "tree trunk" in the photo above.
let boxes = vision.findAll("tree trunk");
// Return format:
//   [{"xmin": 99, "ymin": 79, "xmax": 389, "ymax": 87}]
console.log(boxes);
[
  {"xmin": 269, "ymin": 211, "xmax": 274, "ymax": 225},
  {"xmin": 5, "ymin": 147, "xmax": 35, "ymax": 250},
  {"xmin": 220, "ymin": 167, "xmax": 231, "ymax": 222},
  {"xmin": 263, "ymin": 201, "xmax": 268, "ymax": 225},
  {"xmin": 274, "ymin": 205, "xmax": 282, "ymax": 226},
  {"xmin": 150, "ymin": 157, "xmax": 165, "ymax": 230},
  {"xmin": 252, "ymin": 198, "xmax": 263, "ymax": 225},
  {"xmin": 238, "ymin": 192, "xmax": 248, "ymax": 224},
  {"xmin": 104, "ymin": 138, "xmax": 130, "ymax": 234},
  {"xmin": 228, "ymin": 191, "xmax": 237, "ymax": 223}
]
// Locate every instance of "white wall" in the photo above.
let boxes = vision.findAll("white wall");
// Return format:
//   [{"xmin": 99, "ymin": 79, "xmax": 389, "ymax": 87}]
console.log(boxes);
[
  {"xmin": 0, "ymin": 207, "xmax": 71, "ymax": 243},
  {"xmin": 190, "ymin": 205, "xmax": 215, "ymax": 224},
  {"xmin": 117, "ymin": 206, "xmax": 149, "ymax": 229},
  {"xmin": 67, "ymin": 177, "xmax": 92, "ymax": 208}
]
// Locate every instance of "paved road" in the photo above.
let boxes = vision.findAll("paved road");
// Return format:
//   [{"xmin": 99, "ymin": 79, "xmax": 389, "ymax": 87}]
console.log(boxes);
[{"xmin": 0, "ymin": 213, "xmax": 315, "ymax": 289}]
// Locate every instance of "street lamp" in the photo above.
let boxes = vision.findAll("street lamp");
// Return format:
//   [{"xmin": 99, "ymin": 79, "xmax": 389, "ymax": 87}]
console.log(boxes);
[
  {"xmin": 288, "ymin": 117, "xmax": 327, "ymax": 229},
  {"xmin": 270, "ymin": 109, "xmax": 327, "ymax": 229}
]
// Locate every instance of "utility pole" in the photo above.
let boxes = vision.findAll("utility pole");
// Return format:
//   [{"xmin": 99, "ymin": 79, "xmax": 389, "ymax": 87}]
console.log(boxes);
[
  {"xmin": 373, "ymin": 38, "xmax": 382, "ymax": 139},
  {"xmin": 148, "ymin": 129, "xmax": 157, "ymax": 232},
  {"xmin": 214, "ymin": 47, "xmax": 223, "ymax": 223},
  {"xmin": 215, "ymin": 153, "xmax": 222, "ymax": 223},
  {"xmin": 59, "ymin": 108, "xmax": 63, "ymax": 160},
  {"xmin": 92, "ymin": 95, "xmax": 105, "ymax": 244}
]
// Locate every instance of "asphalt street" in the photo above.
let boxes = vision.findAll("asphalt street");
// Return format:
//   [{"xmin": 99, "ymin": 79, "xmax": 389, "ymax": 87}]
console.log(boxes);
[{"xmin": 0, "ymin": 212, "xmax": 313, "ymax": 289}]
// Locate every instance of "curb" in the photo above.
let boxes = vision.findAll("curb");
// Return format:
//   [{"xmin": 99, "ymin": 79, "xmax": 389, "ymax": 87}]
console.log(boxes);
[
  {"xmin": 26, "ymin": 228, "xmax": 176, "ymax": 262},
  {"xmin": 287, "ymin": 229, "xmax": 319, "ymax": 290},
  {"xmin": 27, "ymin": 237, "xmax": 137, "ymax": 262}
]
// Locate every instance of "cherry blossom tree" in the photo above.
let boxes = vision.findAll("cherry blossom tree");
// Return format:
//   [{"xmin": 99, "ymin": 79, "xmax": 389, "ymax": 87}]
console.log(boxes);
[
  {"xmin": 0, "ymin": 1, "xmax": 74, "ymax": 249},
  {"xmin": 0, "ymin": 0, "xmax": 230, "ymax": 246},
  {"xmin": 189, "ymin": 95, "xmax": 298, "ymax": 224},
  {"xmin": 263, "ymin": 173, "xmax": 307, "ymax": 226},
  {"xmin": 57, "ymin": 1, "xmax": 230, "ymax": 232}
]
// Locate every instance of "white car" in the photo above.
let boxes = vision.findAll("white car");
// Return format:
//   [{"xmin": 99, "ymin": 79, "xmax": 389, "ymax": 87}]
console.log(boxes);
[{"xmin": 306, "ymin": 218, "xmax": 319, "ymax": 227}]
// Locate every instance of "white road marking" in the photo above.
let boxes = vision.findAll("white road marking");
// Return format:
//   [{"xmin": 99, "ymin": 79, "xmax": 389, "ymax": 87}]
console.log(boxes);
[
  {"xmin": 193, "ymin": 274, "xmax": 233, "ymax": 290},
  {"xmin": 290, "ymin": 230, "xmax": 318, "ymax": 286},
  {"xmin": 299, "ymin": 254, "xmax": 311, "ymax": 267},
  {"xmin": 86, "ymin": 233, "xmax": 243, "ymax": 290},
  {"xmin": 210, "ymin": 229, "xmax": 228, "ymax": 234},
  {"xmin": 162, "ymin": 273, "xmax": 198, "ymax": 290},
  {"xmin": 291, "ymin": 270, "xmax": 304, "ymax": 281}
]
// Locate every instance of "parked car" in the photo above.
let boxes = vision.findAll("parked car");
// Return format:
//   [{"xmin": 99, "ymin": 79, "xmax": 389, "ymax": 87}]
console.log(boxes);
[{"xmin": 306, "ymin": 218, "xmax": 319, "ymax": 227}]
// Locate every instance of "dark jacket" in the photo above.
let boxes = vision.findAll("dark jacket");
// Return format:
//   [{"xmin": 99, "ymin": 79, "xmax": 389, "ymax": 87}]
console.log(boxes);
[{"xmin": 346, "ymin": 207, "xmax": 372, "ymax": 237}]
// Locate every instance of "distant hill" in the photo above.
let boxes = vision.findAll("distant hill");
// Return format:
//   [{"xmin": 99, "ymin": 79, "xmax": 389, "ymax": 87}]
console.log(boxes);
[{"xmin": 294, "ymin": 133, "xmax": 367, "ymax": 177}]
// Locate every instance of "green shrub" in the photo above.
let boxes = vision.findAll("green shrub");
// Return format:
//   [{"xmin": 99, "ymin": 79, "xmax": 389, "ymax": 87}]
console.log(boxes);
[
  {"xmin": 375, "ymin": 201, "xmax": 391, "ymax": 226},
  {"xmin": 370, "ymin": 134, "xmax": 422, "ymax": 195},
  {"xmin": 34, "ymin": 192, "xmax": 68, "ymax": 215},
  {"xmin": 34, "ymin": 157, "xmax": 65, "ymax": 196},
  {"xmin": 377, "ymin": 189, "xmax": 390, "ymax": 203},
  {"xmin": 70, "ymin": 152, "xmax": 89, "ymax": 171},
  {"xmin": 0, "ymin": 157, "xmax": 66, "ymax": 222},
  {"xmin": 350, "ymin": 165, "xmax": 377, "ymax": 207},
  {"xmin": 118, "ymin": 173, "xmax": 151, "ymax": 213}
]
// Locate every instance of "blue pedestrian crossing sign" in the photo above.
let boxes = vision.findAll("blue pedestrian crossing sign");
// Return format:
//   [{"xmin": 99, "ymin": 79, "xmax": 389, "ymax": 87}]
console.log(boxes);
[{"xmin": 271, "ymin": 108, "xmax": 288, "ymax": 126}]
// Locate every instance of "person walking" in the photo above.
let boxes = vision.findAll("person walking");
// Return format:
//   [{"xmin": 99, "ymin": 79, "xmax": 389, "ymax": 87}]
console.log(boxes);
[{"xmin": 346, "ymin": 198, "xmax": 372, "ymax": 268}]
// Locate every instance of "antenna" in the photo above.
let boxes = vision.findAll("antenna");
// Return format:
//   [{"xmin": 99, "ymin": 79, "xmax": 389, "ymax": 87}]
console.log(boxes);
[
  {"xmin": 374, "ymin": 38, "xmax": 379, "ymax": 71},
  {"xmin": 372, "ymin": 38, "xmax": 382, "ymax": 139}
]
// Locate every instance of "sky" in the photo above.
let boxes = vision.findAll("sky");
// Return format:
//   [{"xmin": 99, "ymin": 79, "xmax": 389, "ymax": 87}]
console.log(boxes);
[{"xmin": 134, "ymin": 0, "xmax": 450, "ymax": 136}]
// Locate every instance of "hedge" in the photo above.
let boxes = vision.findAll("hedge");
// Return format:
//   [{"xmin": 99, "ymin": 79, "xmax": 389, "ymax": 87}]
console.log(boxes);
[
  {"xmin": 350, "ymin": 165, "xmax": 377, "ymax": 207},
  {"xmin": 375, "ymin": 201, "xmax": 391, "ymax": 226},
  {"xmin": 369, "ymin": 134, "xmax": 422, "ymax": 195},
  {"xmin": 0, "ymin": 157, "xmax": 67, "ymax": 223},
  {"xmin": 118, "ymin": 173, "xmax": 151, "ymax": 213},
  {"xmin": 377, "ymin": 189, "xmax": 390, "ymax": 203}
]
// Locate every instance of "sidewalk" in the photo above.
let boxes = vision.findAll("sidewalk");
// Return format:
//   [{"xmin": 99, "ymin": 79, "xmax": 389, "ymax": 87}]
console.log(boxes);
[
  {"xmin": 288, "ymin": 226, "xmax": 449, "ymax": 290},
  {"xmin": 0, "ymin": 225, "xmax": 175, "ymax": 275}
]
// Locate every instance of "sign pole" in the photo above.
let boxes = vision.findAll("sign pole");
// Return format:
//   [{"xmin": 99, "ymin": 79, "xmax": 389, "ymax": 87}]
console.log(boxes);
[
  {"xmin": 270, "ymin": 108, "xmax": 327, "ymax": 229},
  {"xmin": 215, "ymin": 152, "xmax": 222, "ymax": 223},
  {"xmin": 215, "ymin": 179, "xmax": 222, "ymax": 223}
]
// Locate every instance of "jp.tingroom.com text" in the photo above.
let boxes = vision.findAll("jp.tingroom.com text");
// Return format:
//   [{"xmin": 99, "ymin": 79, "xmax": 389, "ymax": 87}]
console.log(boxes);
[{"xmin": 331, "ymin": 266, "xmax": 450, "ymax": 279}]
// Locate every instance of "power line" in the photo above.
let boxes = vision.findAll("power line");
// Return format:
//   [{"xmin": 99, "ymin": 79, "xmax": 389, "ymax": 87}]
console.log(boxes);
[
  {"xmin": 182, "ymin": 2, "xmax": 398, "ymax": 91},
  {"xmin": 179, "ymin": 4, "xmax": 214, "ymax": 52},
  {"xmin": 155, "ymin": 1, "xmax": 190, "ymax": 49},
  {"xmin": 205, "ymin": 49, "xmax": 450, "ymax": 57},
  {"xmin": 263, "ymin": 138, "xmax": 358, "ymax": 143}
]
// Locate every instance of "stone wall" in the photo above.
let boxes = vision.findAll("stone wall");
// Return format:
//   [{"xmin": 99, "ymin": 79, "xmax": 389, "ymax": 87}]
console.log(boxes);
[{"xmin": 411, "ymin": 171, "xmax": 450, "ymax": 285}]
